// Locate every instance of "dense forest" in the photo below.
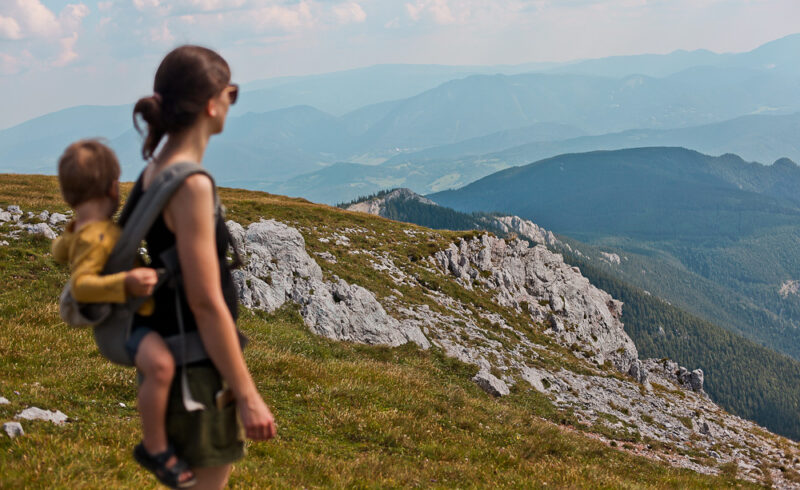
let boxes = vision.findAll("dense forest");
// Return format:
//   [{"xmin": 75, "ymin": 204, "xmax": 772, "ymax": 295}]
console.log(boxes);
[{"xmin": 563, "ymin": 250, "xmax": 800, "ymax": 440}]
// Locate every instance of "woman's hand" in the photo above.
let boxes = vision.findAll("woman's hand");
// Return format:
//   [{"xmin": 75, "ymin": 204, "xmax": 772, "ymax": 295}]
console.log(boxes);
[
  {"xmin": 124, "ymin": 267, "xmax": 158, "ymax": 296},
  {"xmin": 238, "ymin": 392, "xmax": 277, "ymax": 441}
]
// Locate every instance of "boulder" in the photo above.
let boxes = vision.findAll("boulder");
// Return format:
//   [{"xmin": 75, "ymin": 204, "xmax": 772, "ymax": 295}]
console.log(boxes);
[
  {"xmin": 473, "ymin": 369, "xmax": 510, "ymax": 397},
  {"xmin": 48, "ymin": 213, "xmax": 69, "ymax": 226},
  {"xmin": 0, "ymin": 211, "xmax": 11, "ymax": 222},
  {"xmin": 628, "ymin": 359, "xmax": 649, "ymax": 385},
  {"xmin": 7, "ymin": 205, "xmax": 21, "ymax": 215},
  {"xmin": 25, "ymin": 223, "xmax": 58, "ymax": 240},
  {"xmin": 0, "ymin": 396, "xmax": 9, "ymax": 404},
  {"xmin": 231, "ymin": 219, "xmax": 429, "ymax": 349},
  {"xmin": 15, "ymin": 407, "xmax": 68, "ymax": 425},
  {"xmin": 3, "ymin": 422, "xmax": 23, "ymax": 438}
]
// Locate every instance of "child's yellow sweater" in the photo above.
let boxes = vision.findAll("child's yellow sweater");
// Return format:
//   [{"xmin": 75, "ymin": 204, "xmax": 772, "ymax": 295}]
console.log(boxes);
[{"xmin": 52, "ymin": 220, "xmax": 153, "ymax": 315}]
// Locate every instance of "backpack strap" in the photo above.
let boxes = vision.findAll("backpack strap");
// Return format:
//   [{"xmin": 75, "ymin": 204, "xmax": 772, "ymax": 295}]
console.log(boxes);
[{"xmin": 103, "ymin": 162, "xmax": 213, "ymax": 275}]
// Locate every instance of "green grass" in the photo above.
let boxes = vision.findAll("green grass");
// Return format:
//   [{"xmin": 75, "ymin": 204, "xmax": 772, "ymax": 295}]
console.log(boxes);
[{"xmin": 0, "ymin": 174, "xmax": 757, "ymax": 488}]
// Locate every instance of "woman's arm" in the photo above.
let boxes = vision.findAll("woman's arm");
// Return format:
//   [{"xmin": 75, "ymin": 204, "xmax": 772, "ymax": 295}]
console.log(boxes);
[{"xmin": 165, "ymin": 174, "xmax": 275, "ymax": 441}]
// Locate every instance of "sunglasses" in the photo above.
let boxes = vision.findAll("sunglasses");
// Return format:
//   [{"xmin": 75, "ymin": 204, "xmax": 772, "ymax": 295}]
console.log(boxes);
[{"xmin": 227, "ymin": 83, "xmax": 239, "ymax": 105}]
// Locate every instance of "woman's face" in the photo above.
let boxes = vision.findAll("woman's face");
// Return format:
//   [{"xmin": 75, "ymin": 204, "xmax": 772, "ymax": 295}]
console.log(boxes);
[{"xmin": 208, "ymin": 84, "xmax": 238, "ymax": 134}]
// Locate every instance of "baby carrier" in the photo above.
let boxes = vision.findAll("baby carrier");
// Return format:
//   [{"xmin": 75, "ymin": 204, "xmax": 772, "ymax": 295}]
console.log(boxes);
[{"xmin": 59, "ymin": 162, "xmax": 246, "ymax": 409}]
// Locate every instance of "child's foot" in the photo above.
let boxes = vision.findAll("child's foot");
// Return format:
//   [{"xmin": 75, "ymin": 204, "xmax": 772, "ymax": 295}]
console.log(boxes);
[{"xmin": 133, "ymin": 442, "xmax": 196, "ymax": 488}]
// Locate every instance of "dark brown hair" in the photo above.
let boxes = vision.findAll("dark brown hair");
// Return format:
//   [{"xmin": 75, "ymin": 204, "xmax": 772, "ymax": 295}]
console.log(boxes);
[
  {"xmin": 57, "ymin": 139, "xmax": 121, "ymax": 207},
  {"xmin": 133, "ymin": 45, "xmax": 231, "ymax": 160}
]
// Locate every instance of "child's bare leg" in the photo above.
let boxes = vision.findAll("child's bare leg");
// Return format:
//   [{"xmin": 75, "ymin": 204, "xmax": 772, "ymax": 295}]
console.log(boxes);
[{"xmin": 135, "ymin": 332, "xmax": 193, "ymax": 483}]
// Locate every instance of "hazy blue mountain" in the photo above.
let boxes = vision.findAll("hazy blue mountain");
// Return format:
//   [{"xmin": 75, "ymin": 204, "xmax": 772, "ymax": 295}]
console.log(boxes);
[
  {"xmin": 274, "ymin": 112, "xmax": 800, "ymax": 204},
  {"xmin": 0, "ymin": 105, "xmax": 132, "ymax": 174},
  {"xmin": 548, "ymin": 49, "xmax": 728, "ymax": 78},
  {"xmin": 430, "ymin": 147, "xmax": 800, "ymax": 361},
  {"xmin": 352, "ymin": 68, "xmax": 800, "ymax": 151},
  {"xmin": 109, "ymin": 105, "xmax": 356, "ymax": 184},
  {"xmin": 236, "ymin": 62, "xmax": 561, "ymax": 117},
  {"xmin": 546, "ymin": 33, "xmax": 800, "ymax": 78}
]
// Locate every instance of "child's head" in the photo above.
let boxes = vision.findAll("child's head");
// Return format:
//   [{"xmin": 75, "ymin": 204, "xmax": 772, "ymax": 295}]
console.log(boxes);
[{"xmin": 57, "ymin": 139, "xmax": 121, "ymax": 212}]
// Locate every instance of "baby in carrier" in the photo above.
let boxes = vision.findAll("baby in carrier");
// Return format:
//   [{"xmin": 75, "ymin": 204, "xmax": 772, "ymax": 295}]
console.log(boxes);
[{"xmin": 53, "ymin": 139, "xmax": 196, "ymax": 488}]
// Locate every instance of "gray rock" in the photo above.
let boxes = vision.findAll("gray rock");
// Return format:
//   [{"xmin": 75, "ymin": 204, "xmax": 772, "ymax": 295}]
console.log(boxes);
[
  {"xmin": 3, "ymin": 422, "xmax": 23, "ymax": 438},
  {"xmin": 15, "ymin": 407, "xmax": 68, "ymax": 425},
  {"xmin": 232, "ymin": 219, "xmax": 429, "ymax": 349},
  {"xmin": 710, "ymin": 450, "xmax": 722, "ymax": 460},
  {"xmin": 689, "ymin": 369, "xmax": 704, "ymax": 392},
  {"xmin": 0, "ymin": 396, "xmax": 9, "ymax": 404},
  {"xmin": 38, "ymin": 210, "xmax": 50, "ymax": 222},
  {"xmin": 628, "ymin": 359, "xmax": 649, "ymax": 384},
  {"xmin": 473, "ymin": 369, "xmax": 510, "ymax": 396},
  {"xmin": 0, "ymin": 241, "xmax": 9, "ymax": 247},
  {"xmin": 25, "ymin": 223, "xmax": 57, "ymax": 240},
  {"xmin": 0, "ymin": 211, "xmax": 11, "ymax": 222},
  {"xmin": 7, "ymin": 205, "xmax": 21, "ymax": 215},
  {"xmin": 48, "ymin": 213, "xmax": 68, "ymax": 226},
  {"xmin": 433, "ymin": 234, "xmax": 639, "ymax": 373}
]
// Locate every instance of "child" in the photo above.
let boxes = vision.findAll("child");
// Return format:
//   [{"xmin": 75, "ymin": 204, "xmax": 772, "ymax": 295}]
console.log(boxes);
[{"xmin": 53, "ymin": 139, "xmax": 195, "ymax": 488}]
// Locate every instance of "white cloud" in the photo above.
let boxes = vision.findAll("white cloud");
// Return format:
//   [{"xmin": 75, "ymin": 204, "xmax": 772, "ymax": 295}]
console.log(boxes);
[
  {"xmin": 0, "ymin": 15, "xmax": 22, "ymax": 40},
  {"xmin": 97, "ymin": 2, "xmax": 114, "ymax": 12},
  {"xmin": 405, "ymin": 0, "xmax": 468, "ymax": 25},
  {"xmin": 149, "ymin": 20, "xmax": 175, "ymax": 43},
  {"xmin": 0, "ymin": 52, "xmax": 21, "ymax": 75},
  {"xmin": 52, "ymin": 32, "xmax": 79, "ymax": 67},
  {"xmin": 252, "ymin": 1, "xmax": 314, "ymax": 30},
  {"xmin": 333, "ymin": 2, "xmax": 366, "ymax": 24}
]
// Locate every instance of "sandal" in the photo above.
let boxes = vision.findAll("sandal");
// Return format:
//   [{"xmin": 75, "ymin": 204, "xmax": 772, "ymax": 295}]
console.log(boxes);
[{"xmin": 133, "ymin": 442, "xmax": 197, "ymax": 489}]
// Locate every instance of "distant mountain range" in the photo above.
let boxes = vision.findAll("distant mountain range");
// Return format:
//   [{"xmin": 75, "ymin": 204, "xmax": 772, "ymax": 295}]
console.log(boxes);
[{"xmin": 2, "ymin": 34, "xmax": 799, "ymax": 195}]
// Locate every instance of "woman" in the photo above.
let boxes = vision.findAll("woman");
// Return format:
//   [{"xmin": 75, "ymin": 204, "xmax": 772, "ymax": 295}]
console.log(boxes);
[{"xmin": 131, "ymin": 45, "xmax": 276, "ymax": 489}]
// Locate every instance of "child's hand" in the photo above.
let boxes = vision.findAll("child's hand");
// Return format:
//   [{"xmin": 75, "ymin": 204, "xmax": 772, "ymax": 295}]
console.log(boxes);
[{"xmin": 124, "ymin": 268, "xmax": 158, "ymax": 297}]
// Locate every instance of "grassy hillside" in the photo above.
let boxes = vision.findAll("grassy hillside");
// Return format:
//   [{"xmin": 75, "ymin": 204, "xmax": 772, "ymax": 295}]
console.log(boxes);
[
  {"xmin": 0, "ymin": 174, "xmax": 751, "ymax": 488},
  {"xmin": 341, "ymin": 188, "xmax": 800, "ymax": 441}
]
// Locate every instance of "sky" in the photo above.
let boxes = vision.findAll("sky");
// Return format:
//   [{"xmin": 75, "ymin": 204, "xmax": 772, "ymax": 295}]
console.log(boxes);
[{"xmin": 0, "ymin": 0, "xmax": 798, "ymax": 129}]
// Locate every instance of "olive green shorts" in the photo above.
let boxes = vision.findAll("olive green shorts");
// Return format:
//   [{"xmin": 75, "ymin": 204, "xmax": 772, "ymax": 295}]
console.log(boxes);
[{"xmin": 165, "ymin": 365, "xmax": 245, "ymax": 468}]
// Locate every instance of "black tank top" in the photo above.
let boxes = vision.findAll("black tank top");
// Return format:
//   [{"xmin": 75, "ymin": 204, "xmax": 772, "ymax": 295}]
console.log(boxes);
[{"xmin": 132, "ymin": 173, "xmax": 239, "ymax": 337}]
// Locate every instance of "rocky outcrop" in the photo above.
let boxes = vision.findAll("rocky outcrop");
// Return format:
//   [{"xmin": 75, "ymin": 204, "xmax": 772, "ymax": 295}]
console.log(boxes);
[
  {"xmin": 643, "ymin": 359, "xmax": 704, "ymax": 393},
  {"xmin": 229, "ymin": 219, "xmax": 429, "ymax": 349},
  {"xmin": 432, "ymin": 234, "xmax": 638, "ymax": 373},
  {"xmin": 345, "ymin": 188, "xmax": 437, "ymax": 215},
  {"xmin": 489, "ymin": 215, "xmax": 560, "ymax": 248},
  {"xmin": 3, "ymin": 422, "xmax": 23, "ymax": 438}
]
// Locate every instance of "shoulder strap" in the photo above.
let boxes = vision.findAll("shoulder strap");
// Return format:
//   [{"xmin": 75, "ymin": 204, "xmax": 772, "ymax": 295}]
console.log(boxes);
[
  {"xmin": 103, "ymin": 162, "xmax": 215, "ymax": 275},
  {"xmin": 117, "ymin": 172, "xmax": 145, "ymax": 228}
]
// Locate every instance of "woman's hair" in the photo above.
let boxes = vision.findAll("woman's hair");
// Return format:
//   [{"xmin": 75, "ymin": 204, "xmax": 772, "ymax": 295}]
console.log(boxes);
[{"xmin": 133, "ymin": 45, "xmax": 231, "ymax": 160}]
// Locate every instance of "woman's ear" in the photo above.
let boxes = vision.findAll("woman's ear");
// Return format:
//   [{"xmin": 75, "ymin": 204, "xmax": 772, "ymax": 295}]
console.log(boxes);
[{"xmin": 206, "ymin": 97, "xmax": 218, "ymax": 118}]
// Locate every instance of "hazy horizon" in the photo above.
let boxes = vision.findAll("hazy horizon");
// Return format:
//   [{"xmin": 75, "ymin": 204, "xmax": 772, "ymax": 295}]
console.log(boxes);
[{"xmin": 1, "ymin": 0, "xmax": 799, "ymax": 129}]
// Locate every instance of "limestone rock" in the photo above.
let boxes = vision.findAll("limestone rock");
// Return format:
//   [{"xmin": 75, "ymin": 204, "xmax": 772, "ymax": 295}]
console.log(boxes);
[
  {"xmin": 38, "ymin": 210, "xmax": 50, "ymax": 222},
  {"xmin": 3, "ymin": 422, "xmax": 23, "ymax": 438},
  {"xmin": 231, "ymin": 219, "xmax": 429, "ymax": 349},
  {"xmin": 490, "ymin": 215, "xmax": 559, "ymax": 248},
  {"xmin": 0, "ymin": 211, "xmax": 11, "ymax": 222},
  {"xmin": 473, "ymin": 369, "xmax": 510, "ymax": 397},
  {"xmin": 0, "ymin": 396, "xmax": 9, "ymax": 404},
  {"xmin": 628, "ymin": 359, "xmax": 649, "ymax": 385},
  {"xmin": 433, "ymin": 234, "xmax": 638, "ymax": 373},
  {"xmin": 25, "ymin": 223, "xmax": 57, "ymax": 240},
  {"xmin": 15, "ymin": 407, "xmax": 68, "ymax": 425},
  {"xmin": 48, "ymin": 213, "xmax": 68, "ymax": 226},
  {"xmin": 7, "ymin": 205, "xmax": 21, "ymax": 215}
]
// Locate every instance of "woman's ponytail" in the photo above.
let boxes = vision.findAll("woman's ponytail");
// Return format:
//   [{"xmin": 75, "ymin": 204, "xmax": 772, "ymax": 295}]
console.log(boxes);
[
  {"xmin": 133, "ymin": 45, "xmax": 231, "ymax": 162},
  {"xmin": 133, "ymin": 94, "xmax": 166, "ymax": 160}
]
